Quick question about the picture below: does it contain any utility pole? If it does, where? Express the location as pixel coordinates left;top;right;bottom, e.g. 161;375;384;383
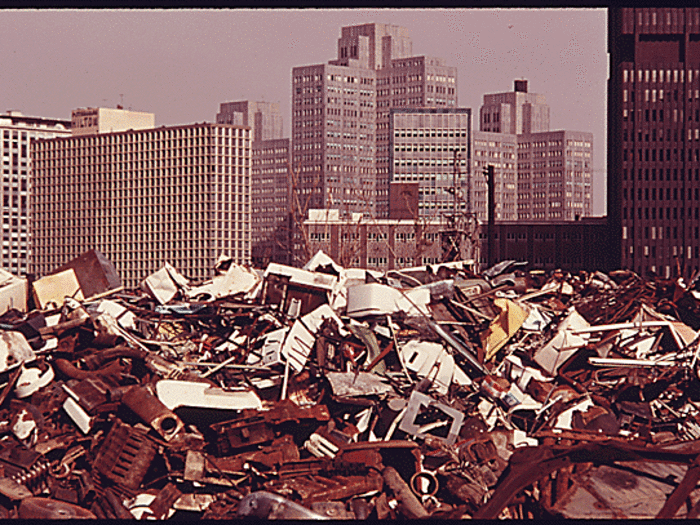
485;164;495;268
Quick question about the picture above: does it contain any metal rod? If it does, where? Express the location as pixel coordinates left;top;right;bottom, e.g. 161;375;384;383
280;359;290;401
201;354;240;378
185;362;270;370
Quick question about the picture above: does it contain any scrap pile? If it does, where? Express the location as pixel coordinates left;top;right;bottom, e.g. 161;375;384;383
2;250;700;518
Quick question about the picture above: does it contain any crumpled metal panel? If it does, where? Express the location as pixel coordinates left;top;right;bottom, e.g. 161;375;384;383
18;497;97;519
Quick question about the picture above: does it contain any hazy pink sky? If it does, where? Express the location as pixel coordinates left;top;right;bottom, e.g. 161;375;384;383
0;8;607;213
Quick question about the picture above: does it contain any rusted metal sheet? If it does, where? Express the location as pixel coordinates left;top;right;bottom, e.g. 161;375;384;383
93;420;156;490
49;250;121;301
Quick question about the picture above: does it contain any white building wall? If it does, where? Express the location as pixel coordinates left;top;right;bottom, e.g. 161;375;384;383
0;112;71;276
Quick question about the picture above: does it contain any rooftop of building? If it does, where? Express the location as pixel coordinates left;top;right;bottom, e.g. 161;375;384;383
305;209;454;225
33;121;251;143
0;110;71;129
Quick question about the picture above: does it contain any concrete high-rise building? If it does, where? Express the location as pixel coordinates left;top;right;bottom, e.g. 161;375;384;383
251;138;291;266
472;132;518;221
0;111;71;276
330;23;413;70
31;120;251;288
71;107;154;136
389;108;471;219
216;101;291;266
216;101;283;143
480;79;550;135
476;80;593;223
609;7;700;278
516;131;593;220
291;23;458;219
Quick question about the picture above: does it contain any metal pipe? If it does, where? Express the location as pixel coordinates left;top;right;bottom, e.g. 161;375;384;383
429;320;487;376
54;358;123;379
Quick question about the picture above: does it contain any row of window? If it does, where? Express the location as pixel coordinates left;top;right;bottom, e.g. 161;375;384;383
37;126;248;151
624;144;700;162
632;9;700;27
394;129;468;138
622;167;700;181
623;207;700;221
622;68;700;84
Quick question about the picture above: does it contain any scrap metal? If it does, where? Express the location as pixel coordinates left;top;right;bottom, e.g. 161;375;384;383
0;249;700;517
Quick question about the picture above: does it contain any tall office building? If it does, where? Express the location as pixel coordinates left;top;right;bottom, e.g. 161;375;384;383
609;7;700;278
473;132;518;221
251;138;291;266
31;118;251;288
476;80;592;222
516;131;593;220
291;23;458;219
0;111;71;276
216;101;283;142
217;101;291;266
389;108;470;218
480;79;550;134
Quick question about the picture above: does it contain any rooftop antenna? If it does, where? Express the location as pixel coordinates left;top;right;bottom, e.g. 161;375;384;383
118;94;124;110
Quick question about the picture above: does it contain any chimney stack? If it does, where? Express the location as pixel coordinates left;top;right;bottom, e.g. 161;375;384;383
514;79;528;93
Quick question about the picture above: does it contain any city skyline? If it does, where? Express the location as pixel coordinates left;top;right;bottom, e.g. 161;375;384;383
0;9;607;214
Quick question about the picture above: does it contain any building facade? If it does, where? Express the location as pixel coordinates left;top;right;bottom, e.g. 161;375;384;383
71;107;154;136
216;101;283;143
0;111;71;276
251;138;292;266
303;208;451;271
389;108;471;219
483;218;610;272
216;101;291;267
31;121;251;288
291;23;458;219
303;210;609;274
472;131;518;221
609;7;700;278
516;130;593;220
476;80;593;223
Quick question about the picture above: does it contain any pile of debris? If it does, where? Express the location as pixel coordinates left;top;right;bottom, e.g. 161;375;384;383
1;249;700;518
